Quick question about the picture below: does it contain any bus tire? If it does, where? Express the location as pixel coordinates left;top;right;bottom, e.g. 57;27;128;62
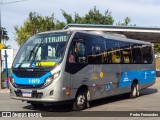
130;83;139;98
73;90;87;111
31;102;44;108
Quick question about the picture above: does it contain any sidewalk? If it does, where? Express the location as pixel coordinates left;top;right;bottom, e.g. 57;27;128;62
156;79;160;83
0;88;9;93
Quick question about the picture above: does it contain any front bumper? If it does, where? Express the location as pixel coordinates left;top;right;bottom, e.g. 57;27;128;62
9;82;70;102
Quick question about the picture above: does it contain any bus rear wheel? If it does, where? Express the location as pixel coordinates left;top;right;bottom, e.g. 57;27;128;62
130;83;139;98
73;90;87;111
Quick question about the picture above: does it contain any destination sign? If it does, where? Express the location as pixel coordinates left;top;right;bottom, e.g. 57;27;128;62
35;35;67;43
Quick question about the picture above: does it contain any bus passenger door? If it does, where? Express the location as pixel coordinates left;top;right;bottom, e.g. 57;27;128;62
105;40;122;95
65;39;92;96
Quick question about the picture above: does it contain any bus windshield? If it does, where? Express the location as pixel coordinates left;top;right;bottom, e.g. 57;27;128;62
13;32;70;68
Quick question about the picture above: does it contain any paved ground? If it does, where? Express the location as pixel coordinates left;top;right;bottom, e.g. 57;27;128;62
0;79;160;120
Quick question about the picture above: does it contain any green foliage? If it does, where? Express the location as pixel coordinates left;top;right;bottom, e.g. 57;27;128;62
2;71;5;82
154;43;160;54
1;27;9;45
117;17;136;26
14;12;65;45
117;17;130;26
16;6;152;48
13;7;160;54
15;7;115;46
2;69;11;82
62;6;114;25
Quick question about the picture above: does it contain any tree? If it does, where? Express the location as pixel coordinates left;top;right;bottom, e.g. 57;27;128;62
117;17;136;26
1;27;9;45
124;17;131;26
15;7;133;46
15;7;115;46
154;43;160;54
62;6;114;25
117;17;137;26
14;12;65;45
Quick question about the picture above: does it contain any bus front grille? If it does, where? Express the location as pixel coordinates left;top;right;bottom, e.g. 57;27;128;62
12;71;47;78
15;84;44;89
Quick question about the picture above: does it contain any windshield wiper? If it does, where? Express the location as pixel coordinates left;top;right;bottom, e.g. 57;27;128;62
29;38;45;68
17;43;39;68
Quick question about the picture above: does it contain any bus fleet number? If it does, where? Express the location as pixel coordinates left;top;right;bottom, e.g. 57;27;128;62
28;79;40;84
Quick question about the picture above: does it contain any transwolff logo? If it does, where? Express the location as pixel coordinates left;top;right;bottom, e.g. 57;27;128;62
26;69;34;71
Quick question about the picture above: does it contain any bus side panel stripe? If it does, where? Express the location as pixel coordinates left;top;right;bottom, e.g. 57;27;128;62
118;69;155;87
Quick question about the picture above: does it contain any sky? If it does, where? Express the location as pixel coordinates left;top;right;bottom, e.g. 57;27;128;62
1;0;160;50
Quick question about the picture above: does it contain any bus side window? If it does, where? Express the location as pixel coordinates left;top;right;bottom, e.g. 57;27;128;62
106;40;121;63
119;41;132;63
68;41;87;63
76;42;87;63
132;44;143;64
68;42;76;63
141;45;152;64
86;35;107;64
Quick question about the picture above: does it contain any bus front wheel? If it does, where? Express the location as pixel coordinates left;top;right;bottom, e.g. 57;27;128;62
130;83;139;98
73;90;87;111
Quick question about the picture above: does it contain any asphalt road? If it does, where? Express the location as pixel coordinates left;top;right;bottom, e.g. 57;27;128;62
0;80;160;120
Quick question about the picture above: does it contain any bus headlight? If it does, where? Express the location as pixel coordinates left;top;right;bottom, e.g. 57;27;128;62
44;71;61;86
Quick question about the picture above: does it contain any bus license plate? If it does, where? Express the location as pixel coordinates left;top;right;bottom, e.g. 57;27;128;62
22;92;31;98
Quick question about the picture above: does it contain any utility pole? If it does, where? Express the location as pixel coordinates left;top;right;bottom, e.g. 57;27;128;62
0;0;2;89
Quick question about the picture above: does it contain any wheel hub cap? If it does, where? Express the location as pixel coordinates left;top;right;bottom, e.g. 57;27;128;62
77;95;85;105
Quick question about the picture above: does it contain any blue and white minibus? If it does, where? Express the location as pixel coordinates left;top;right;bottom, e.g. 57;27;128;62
9;30;155;110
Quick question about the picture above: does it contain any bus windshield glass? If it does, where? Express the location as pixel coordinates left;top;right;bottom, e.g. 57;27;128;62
13;32;70;68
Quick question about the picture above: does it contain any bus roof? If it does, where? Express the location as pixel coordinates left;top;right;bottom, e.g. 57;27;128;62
71;30;152;45
63;24;160;43
37;29;151;45
37;30;70;34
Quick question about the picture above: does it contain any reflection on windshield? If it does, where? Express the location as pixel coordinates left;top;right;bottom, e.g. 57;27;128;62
13;32;70;68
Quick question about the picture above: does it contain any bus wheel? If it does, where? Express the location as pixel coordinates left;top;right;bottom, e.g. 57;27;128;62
73;90;87;111
130;83;139;98
31;102;44;108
